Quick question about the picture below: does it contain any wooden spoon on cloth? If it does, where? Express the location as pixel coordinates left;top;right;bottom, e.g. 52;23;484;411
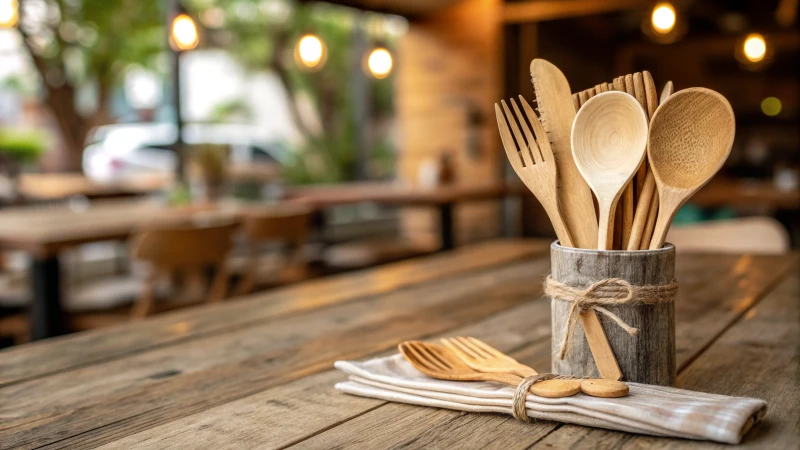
571;91;648;251
399;341;582;398
440;336;629;398
647;88;735;249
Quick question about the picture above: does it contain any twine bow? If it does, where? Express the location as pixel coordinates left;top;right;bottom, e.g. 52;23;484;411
543;275;678;360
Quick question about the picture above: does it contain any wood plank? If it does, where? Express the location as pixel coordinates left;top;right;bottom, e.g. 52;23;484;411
278;254;797;449
0;257;553;449
531;272;800;449
0;239;548;387
89;254;798;449
94;296;555;449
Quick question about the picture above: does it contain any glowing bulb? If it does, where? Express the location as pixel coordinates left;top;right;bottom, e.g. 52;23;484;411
0;0;19;28
296;34;325;69
171;14;199;51
761;97;781;116
651;3;676;34
367;48;393;79
743;33;766;62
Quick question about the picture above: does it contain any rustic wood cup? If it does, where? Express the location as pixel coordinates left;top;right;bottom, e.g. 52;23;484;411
550;241;676;386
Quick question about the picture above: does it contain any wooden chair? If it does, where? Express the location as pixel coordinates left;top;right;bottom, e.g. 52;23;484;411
129;220;239;318
232;204;313;295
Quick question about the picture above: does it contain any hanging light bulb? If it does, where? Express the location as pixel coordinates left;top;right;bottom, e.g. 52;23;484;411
651;2;676;34
295;34;326;70
743;33;767;62
0;0;19;28
367;47;393;79
171;13;200;51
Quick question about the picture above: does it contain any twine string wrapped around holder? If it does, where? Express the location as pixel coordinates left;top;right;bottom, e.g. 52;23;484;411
544;275;678;360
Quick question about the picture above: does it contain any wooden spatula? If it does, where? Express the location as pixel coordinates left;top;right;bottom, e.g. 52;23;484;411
530;59;598;249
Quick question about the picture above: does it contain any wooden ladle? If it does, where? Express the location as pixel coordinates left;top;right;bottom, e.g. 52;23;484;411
571;91;648;250
647;88;735;249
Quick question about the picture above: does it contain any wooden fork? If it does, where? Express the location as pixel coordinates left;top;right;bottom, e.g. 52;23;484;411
440;336;537;377
399;341;582;398
495;96;575;247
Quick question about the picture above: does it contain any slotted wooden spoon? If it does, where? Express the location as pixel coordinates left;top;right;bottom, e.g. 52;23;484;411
440;336;629;398
399;341;582;398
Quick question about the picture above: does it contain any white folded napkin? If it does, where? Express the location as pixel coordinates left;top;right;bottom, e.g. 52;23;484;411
334;354;766;444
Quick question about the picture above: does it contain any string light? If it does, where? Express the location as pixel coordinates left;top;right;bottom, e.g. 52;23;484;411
171;14;199;51
295;34;326;70
651;3;676;34
760;97;781;116
0;0;19;28
743;33;766;63
367;47;392;79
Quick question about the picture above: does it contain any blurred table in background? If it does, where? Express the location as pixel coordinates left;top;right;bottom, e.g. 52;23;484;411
287;181;526;251
16;173;169;202
691;178;800;210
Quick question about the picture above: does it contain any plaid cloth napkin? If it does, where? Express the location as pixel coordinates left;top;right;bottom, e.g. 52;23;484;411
334;354;766;444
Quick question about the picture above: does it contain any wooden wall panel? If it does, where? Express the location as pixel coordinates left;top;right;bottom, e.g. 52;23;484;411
396;0;503;247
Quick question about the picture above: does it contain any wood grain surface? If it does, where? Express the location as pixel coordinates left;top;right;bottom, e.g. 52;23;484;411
0;242;796;449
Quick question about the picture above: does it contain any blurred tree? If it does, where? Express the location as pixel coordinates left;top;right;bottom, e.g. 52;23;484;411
185;0;399;183
18;0;164;170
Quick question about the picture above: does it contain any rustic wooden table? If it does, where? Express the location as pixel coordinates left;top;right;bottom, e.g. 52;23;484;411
0;239;796;449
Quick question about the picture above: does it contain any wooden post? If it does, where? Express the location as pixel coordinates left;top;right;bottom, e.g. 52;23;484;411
550;242;676;386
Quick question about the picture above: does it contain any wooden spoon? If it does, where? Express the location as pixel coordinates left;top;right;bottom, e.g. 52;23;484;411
571;91;648;250
440;336;629;398
647;88;735;249
399;341;581;398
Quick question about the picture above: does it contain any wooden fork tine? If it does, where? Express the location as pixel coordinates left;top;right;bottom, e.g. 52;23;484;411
458;336;493;358
441;338;476;363
510;99;542;164
501;100;534;168
455;336;490;358
405;343;446;372
572;93;579;112
495;104;524;169
518;96;555;163
448;337;482;359
466;337;507;358
421;344;453;370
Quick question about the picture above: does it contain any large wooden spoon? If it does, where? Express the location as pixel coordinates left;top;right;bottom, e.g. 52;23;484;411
648;88;735;249
571;91;648;250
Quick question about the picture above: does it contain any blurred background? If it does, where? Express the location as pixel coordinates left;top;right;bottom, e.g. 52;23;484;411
0;0;797;346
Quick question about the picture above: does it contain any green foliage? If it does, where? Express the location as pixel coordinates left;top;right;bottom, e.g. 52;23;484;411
0;129;47;164
27;0;165;87
209;99;254;123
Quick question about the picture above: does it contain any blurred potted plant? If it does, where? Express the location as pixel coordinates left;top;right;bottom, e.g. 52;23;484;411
185;144;229;203
0;129;46;201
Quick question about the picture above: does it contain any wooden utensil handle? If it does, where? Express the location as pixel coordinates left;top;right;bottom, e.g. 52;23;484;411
579;311;623;380
649;205;673;250
627;172;656;250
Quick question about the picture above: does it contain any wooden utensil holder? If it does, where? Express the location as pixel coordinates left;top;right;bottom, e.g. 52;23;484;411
550;241;676;386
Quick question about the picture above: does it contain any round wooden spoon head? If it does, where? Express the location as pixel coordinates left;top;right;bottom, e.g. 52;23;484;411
571;91;648;203
648;88;735;193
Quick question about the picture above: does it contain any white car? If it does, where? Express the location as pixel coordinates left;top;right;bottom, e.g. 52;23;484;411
82;123;288;182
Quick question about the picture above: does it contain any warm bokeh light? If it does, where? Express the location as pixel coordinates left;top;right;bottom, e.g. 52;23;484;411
743;33;766;62
296;34;326;70
761;97;782;116
367;48;393;79
0;0;19;28
171;14;199;51
651;3;676;34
